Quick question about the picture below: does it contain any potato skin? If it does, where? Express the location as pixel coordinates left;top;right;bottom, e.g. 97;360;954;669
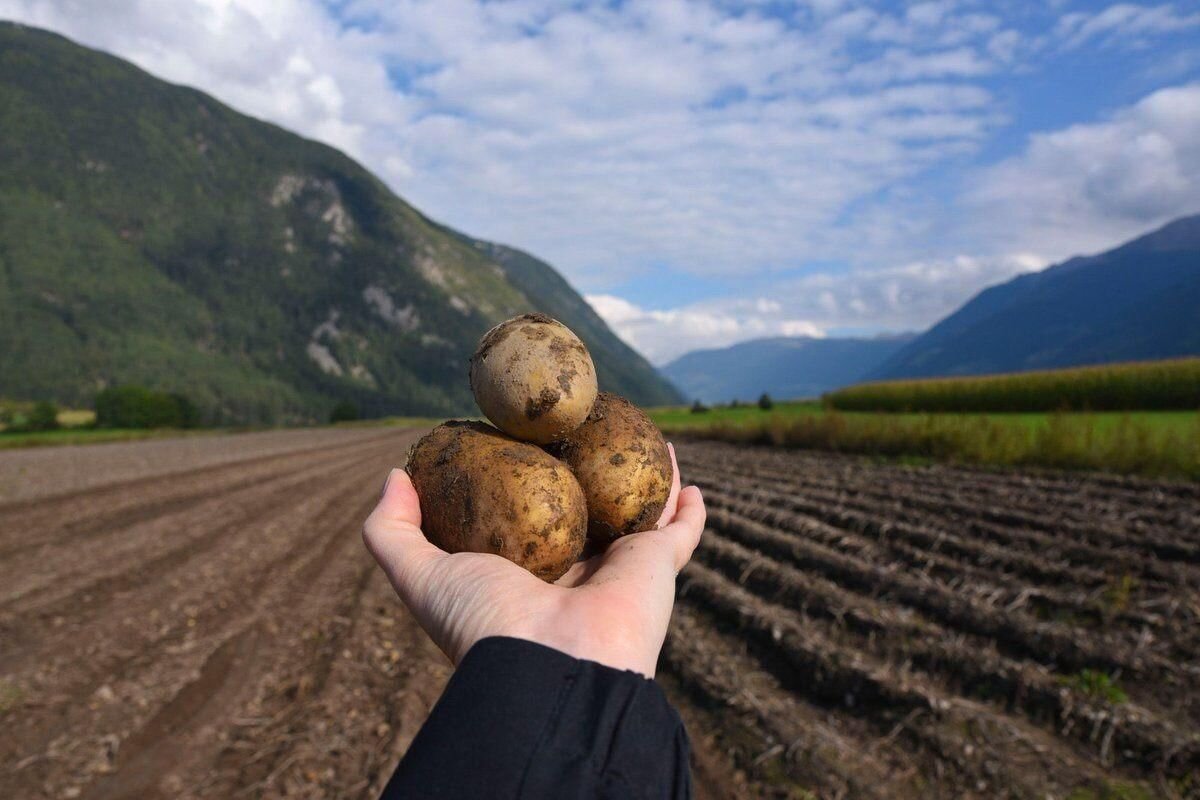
547;392;672;544
470;313;598;444
406;420;587;582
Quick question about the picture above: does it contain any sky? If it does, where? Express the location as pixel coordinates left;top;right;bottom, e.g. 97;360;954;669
2;1;1199;364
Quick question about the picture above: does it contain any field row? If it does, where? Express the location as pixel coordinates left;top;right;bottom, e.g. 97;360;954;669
661;440;1199;797
3;430;1196;798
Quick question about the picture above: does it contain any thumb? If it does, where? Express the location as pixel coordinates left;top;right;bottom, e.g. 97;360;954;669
363;468;445;597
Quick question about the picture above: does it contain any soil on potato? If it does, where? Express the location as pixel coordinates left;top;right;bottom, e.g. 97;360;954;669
0;430;1196;798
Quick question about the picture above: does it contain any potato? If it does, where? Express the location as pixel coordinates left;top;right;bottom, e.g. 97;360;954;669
469;313;598;444
406;420;587;581
547;392;672;544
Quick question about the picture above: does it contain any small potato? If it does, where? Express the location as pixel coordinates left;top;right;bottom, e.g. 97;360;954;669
406;420;587;581
470;313;598;444
547;392;672;544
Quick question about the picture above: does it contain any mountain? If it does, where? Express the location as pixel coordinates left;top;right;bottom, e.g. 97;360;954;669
0;22;681;423
662;334;916;404
874;215;1200;380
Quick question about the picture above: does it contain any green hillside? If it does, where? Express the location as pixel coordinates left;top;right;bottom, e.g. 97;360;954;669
0;22;681;423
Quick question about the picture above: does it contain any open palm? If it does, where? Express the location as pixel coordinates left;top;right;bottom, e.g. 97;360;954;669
363;444;705;677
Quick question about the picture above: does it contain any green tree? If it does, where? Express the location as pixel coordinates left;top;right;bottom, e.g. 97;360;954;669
95;386;198;428
26;401;60;431
758;393;774;410
168;393;202;428
329;400;360;423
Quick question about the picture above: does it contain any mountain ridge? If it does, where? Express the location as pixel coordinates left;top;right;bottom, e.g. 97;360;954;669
662;333;915;403
872;214;1200;380
0;21;681;422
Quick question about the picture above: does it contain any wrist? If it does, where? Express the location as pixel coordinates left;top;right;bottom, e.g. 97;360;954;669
512;599;658;678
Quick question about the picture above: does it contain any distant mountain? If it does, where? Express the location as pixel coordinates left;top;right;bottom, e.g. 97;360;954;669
662;334;916;403
0;22;681;423
875;215;1200;380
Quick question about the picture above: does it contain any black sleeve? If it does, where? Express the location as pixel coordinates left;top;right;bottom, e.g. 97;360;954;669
381;636;692;799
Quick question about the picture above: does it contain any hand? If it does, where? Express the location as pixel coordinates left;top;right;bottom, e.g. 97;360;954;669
363;443;705;678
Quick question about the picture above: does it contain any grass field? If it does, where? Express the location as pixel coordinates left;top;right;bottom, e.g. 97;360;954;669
649;401;1200;479
0;427;215;450
651;400;1198;433
0;414;447;450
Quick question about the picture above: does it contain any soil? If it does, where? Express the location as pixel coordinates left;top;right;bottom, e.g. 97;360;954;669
1;431;1196;798
669;439;1199;799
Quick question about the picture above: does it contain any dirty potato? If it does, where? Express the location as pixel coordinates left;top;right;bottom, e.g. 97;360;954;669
469;313;598;444
406;420;587;581
547;392;672;544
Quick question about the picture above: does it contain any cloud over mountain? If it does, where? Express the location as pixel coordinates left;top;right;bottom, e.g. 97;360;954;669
3;1;1197;362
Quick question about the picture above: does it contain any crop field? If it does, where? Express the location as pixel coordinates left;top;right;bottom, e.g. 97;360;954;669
653;405;1200;480
0;429;1197;799
825;358;1200;413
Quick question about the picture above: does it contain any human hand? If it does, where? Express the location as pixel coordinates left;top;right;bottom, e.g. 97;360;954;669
362;443;705;678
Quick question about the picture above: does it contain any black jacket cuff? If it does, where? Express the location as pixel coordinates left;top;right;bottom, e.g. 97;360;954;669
381;636;691;799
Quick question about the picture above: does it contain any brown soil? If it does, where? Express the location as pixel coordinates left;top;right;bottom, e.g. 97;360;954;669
669;439;1199;799
1;431;1195;798
0;428;454;800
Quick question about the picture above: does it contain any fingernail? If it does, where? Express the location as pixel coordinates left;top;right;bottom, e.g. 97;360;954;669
380;468;396;499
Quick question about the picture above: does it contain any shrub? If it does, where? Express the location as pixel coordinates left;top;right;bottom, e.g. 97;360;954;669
690;400;709;414
26;401;60;431
1;401;60;433
168;393;201;428
758;393;774;411
94;386;199;429
329;400;360;423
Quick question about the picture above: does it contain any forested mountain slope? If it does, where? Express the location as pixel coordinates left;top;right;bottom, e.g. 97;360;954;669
0;22;680;422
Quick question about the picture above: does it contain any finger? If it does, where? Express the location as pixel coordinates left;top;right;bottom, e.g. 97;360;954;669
587;485;706;584
662;485;705;571
370;467;422;529
362;468;445;595
655;442;681;529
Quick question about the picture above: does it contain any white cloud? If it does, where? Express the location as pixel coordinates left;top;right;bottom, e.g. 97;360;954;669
588;250;1044;364
0;0;1022;286
1055;3;1200;50
0;0;406;163
586;294;823;364
1;1;1196;365
595;73;1200;364
967;82;1200;260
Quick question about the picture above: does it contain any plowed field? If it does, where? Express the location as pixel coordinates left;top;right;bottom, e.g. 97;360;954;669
1;430;1196;799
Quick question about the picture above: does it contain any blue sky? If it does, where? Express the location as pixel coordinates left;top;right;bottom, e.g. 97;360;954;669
3;0;1199;362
